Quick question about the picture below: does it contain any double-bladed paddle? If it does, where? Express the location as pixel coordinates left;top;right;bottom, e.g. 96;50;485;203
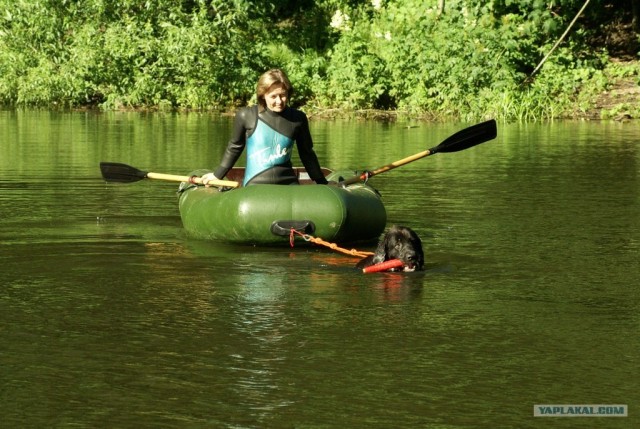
341;119;497;185
99;162;240;188
100;120;495;188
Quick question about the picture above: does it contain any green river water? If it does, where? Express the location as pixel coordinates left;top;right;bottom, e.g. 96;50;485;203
1;110;638;428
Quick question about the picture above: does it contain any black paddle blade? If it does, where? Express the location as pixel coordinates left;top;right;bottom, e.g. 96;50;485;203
100;162;148;183
429;119;497;154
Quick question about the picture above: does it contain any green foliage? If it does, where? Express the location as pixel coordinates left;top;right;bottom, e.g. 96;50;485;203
0;0;268;110
0;0;636;120
306;0;625;120
322;21;389;108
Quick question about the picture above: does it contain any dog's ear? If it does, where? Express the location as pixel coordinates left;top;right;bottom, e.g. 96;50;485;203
372;230;390;264
409;229;423;248
407;228;425;269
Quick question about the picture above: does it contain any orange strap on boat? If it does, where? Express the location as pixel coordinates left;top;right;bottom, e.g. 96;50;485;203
289;228;374;258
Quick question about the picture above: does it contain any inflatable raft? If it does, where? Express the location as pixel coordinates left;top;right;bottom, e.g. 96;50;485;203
178;168;386;244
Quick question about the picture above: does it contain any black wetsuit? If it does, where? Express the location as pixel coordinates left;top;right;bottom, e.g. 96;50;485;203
214;105;328;186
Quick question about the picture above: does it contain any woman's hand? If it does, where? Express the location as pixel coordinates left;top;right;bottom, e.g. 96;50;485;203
201;172;220;186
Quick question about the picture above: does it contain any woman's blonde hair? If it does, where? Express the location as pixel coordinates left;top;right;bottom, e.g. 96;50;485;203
256;69;293;111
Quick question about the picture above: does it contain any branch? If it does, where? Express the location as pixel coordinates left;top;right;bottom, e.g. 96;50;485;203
526;0;591;81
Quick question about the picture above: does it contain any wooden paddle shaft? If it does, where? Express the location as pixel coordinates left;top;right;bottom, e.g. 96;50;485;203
146;172;240;188
340;120;496;186
341;149;433;185
370;149;432;175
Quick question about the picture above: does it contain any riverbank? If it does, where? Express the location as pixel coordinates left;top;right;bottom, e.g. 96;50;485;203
308;61;640;122
589;72;640;120
7;60;638;123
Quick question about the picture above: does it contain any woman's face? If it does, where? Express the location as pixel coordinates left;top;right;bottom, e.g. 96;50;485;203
264;84;288;112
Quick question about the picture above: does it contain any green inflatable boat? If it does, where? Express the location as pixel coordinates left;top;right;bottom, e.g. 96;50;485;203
178;168;386;244
102;120;499;246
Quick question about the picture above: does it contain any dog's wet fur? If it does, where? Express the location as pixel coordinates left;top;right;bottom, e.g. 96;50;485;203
356;225;424;272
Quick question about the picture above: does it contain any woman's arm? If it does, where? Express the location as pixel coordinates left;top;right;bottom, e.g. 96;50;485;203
295;114;329;184
214;108;254;179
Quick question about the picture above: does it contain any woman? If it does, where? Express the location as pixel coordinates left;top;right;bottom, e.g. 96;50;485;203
202;69;328;187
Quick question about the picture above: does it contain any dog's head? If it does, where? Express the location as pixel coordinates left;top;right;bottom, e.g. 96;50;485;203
373;225;424;272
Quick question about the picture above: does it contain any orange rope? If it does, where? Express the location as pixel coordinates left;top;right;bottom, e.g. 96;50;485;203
289;229;374;258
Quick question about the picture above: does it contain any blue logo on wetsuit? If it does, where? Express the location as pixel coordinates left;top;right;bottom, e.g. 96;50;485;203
244;120;294;185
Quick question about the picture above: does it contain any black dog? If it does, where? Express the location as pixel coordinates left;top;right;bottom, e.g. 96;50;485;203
356;225;424;272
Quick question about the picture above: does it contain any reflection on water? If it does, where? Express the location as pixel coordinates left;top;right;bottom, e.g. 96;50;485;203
1;111;639;427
